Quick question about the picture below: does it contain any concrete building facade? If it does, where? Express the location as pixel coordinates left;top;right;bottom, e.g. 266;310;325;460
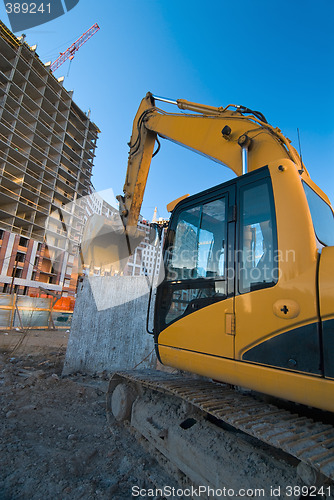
0;21;99;296
124;217;164;278
84;189;118;222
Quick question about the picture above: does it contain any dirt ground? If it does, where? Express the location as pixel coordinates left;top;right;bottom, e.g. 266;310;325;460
0;329;179;500
2;330;333;500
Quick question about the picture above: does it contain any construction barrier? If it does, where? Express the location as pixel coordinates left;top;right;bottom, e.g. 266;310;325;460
0;293;73;330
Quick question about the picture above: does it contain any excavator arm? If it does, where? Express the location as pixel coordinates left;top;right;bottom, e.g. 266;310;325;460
117;92;305;231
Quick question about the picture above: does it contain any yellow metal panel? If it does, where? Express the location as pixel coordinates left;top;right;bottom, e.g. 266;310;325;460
234;160;318;359
225;313;235;336
319;246;334;321
125;129;156;229
166;194;190;213
159;345;334;413
120;94;157;229
145;113;302;177
272;299;300;319
158;297;235;359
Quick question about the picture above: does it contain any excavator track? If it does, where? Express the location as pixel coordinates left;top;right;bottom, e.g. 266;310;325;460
107;369;334;491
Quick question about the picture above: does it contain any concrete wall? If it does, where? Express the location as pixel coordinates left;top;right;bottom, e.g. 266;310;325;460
62;276;156;375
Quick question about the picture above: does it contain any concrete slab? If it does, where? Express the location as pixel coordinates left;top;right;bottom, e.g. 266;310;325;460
62;276;156;375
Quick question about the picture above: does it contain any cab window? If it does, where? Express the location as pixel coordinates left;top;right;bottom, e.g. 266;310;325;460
161;197;227;327
239;180;278;293
303;182;334;247
166;198;226;281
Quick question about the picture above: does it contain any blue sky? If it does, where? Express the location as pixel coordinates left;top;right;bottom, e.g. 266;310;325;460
2;0;334;220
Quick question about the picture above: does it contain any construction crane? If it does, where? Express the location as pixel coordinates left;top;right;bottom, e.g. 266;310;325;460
50;23;100;73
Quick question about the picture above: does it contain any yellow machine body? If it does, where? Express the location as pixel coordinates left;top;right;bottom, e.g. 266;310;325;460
156;160;334;412
116;93;334;413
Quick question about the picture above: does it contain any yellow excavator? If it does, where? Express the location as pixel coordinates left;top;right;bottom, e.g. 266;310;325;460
114;92;334;414
100;92;334;491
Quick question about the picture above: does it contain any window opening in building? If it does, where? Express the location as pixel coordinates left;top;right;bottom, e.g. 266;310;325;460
19;236;28;247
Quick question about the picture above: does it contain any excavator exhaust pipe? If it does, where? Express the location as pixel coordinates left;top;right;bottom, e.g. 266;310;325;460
242;146;248;175
238;134;252;175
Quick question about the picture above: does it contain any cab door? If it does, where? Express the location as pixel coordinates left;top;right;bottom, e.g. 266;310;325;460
318;246;334;379
305;182;334;380
235;166;322;378
155;183;236;359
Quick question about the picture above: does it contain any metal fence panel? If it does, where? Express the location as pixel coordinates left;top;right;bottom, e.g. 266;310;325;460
13;310;51;328
0;310;11;328
52;312;72;328
0;293;73;329
16;296;51;309
0;295;14;307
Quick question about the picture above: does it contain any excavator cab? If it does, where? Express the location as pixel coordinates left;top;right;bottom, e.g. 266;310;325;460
155;166;276;337
154;161;334;412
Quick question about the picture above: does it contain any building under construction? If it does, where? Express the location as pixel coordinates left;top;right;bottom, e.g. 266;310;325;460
0;21;99;298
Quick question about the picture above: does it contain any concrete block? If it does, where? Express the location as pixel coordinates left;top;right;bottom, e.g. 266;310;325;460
62;276;156;375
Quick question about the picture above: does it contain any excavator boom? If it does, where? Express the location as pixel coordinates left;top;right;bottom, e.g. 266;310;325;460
117;92;305;231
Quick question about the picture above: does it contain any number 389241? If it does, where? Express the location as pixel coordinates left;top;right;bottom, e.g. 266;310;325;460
6;3;51;14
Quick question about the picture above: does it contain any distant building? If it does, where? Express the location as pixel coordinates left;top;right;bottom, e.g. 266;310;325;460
123;214;168;278
84;188;118;222
0;21;99;297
